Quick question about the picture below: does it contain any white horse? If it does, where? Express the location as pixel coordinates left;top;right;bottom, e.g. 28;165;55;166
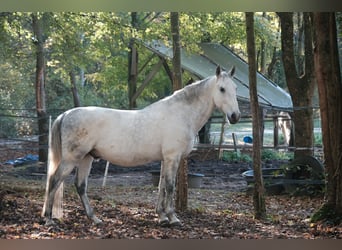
42;66;240;226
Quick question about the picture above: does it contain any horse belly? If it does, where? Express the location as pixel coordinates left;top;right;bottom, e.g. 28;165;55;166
98;142;162;167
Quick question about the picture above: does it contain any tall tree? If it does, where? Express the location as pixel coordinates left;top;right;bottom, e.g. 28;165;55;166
128;12;138;109
170;12;188;212
312;12;342;224
278;12;315;158
246;12;266;220
49;13;94;108
32;13;48;162
258;12;267;74
69;69;81;107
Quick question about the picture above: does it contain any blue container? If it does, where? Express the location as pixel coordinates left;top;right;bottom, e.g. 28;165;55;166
243;136;253;143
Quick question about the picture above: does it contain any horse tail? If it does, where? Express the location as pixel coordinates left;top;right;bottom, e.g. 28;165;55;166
42;113;65;218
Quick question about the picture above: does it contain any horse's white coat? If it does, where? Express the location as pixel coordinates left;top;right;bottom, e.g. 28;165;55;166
42;66;240;226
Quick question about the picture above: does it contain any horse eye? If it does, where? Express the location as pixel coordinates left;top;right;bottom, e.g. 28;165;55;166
220;87;225;93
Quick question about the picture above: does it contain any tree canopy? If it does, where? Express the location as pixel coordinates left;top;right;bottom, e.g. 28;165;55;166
0;12;282;114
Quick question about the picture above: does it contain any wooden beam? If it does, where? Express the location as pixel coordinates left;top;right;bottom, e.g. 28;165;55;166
138;53;156;75
161;57;173;83
131;58;164;103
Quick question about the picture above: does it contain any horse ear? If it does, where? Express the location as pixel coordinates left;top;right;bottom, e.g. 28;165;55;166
229;66;236;77
216;65;221;77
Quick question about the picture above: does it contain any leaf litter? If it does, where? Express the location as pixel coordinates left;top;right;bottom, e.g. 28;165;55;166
0;154;341;239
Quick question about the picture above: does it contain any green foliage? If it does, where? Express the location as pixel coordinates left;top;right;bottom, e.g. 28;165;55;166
261;149;293;161
254;13;280;47
221;150;252;163
222;149;292;164
314;133;322;146
0;12;288;136
0;115;17;138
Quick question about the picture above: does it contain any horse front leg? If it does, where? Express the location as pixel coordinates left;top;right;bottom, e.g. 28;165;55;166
75;156;102;224
156;161;168;225
156;158;181;226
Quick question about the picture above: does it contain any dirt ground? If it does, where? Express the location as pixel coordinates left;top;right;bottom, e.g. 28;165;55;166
0;141;341;239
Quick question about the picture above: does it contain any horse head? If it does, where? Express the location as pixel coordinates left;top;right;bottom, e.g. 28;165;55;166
213;66;241;124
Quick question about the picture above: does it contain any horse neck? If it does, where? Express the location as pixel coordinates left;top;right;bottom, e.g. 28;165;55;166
179;77;216;132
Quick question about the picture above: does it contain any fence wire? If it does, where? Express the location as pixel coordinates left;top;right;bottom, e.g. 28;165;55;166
0;108;323;163
0;109;65;161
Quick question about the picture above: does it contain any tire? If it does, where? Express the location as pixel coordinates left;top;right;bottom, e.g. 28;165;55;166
285;155;324;180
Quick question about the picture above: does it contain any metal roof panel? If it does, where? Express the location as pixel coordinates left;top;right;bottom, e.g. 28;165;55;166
142;40;293;111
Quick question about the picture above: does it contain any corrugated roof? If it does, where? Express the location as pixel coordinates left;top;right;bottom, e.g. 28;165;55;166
142;40;293;111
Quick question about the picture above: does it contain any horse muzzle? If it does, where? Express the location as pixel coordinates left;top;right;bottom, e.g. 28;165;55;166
227;112;241;124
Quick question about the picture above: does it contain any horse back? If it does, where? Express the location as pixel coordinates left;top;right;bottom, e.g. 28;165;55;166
58;106;194;166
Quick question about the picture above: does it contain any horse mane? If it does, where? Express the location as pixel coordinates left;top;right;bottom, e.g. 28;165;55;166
167;76;213;104
142;76;214;111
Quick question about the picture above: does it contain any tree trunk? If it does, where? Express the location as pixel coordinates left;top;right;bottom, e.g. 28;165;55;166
259;12;267;74
171;12;182;91
170;12;188;212
69;70;81;107
295;13;305;76
278;12;315;158
312;12;342;223
267;47;278;79
246;12;266;220
128;12;138;109
32;13;48;162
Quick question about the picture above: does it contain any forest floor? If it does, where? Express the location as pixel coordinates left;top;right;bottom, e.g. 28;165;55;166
0;141;341;239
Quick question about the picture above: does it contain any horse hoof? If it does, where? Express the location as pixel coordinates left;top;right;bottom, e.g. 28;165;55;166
92;217;103;225
45;219;55;226
159;219;170;227
170;220;182;227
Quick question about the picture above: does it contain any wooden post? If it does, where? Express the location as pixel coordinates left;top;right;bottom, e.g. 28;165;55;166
102;161;110;187
218;114;226;159
273;116;279;148
232;133;238;152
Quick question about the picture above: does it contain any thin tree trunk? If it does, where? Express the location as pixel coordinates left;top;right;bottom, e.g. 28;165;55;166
69;69;81;107
259;12;267;74
171;12;182;91
32;13;48;162
170;12;188;212
246;12;266;220
128;12;138;109
267;18;280;80
267;47;278;79
313;12;342;223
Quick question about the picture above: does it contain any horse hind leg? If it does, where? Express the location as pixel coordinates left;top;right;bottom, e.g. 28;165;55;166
42;160;75;225
74;155;102;224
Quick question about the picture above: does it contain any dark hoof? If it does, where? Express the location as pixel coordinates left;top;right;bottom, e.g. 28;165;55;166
159;219;170;227
170;221;182;227
45;218;56;226
92;217;103;225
